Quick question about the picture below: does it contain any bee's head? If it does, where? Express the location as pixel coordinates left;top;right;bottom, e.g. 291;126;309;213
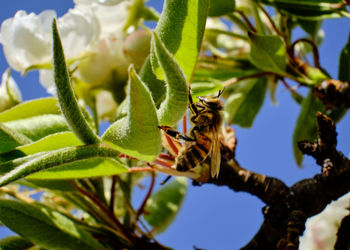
197;89;224;111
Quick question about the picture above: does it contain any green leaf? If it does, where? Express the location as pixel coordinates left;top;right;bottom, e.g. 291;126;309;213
293;90;325;166
152;0;209;81
102;66;161;162
0;97;60;123
151;32;188;126
0;236;34;250
0;145;122;187
193;58;260;82
0;199;104;250
224;78;267;127
24;179;76;192
0;124;32;154
28;158;127;180
191;82;224;100
298;19;322;39
144;177;187;234
3;115;70;141
17;132;82;155
0;153;45;175
208;0;235;17
249;32;287;75
139;57;166;106
52;19;100;145
0;150;26;165
338;34;350;83
261;0;348;20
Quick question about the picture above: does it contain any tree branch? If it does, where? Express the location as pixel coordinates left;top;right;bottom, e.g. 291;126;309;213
197;113;350;249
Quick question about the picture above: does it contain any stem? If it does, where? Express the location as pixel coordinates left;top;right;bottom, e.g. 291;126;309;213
109;176;117;212
70;180;136;244
223;72;278;87
164;134;180;155
158;153;175;161
182;114;187;135
205;28;248;41
236;10;257;33
227;13;251;32
135;172;155;221
257;3;283;37
290;38;321;68
154;158;174;168
128;166;155;173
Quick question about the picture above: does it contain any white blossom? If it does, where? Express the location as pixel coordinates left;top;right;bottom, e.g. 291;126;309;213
76;1;130;39
74;0;125;6
0;10;55;71
299;192;350;250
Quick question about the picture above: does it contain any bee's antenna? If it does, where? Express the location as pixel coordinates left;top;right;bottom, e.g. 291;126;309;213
216;87;225;98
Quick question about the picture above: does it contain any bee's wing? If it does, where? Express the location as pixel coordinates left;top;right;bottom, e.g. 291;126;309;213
210;125;221;178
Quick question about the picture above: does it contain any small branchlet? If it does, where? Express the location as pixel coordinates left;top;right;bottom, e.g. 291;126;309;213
298;112;338;175
313;80;350;110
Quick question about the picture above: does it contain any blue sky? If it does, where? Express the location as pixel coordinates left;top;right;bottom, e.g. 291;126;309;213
0;1;349;249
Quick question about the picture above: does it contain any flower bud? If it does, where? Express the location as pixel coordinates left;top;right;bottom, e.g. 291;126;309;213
0;70;22;112
123;30;151;70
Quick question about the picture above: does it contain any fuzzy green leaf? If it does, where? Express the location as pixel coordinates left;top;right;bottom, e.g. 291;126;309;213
0;199;104;250
152;0;209;80
293;91;325;166
102;66;161;162
0;124;32;154
0;153;45;175
338;34;350;83
17;132;82;155
0;97;60;123
0;236;34;250
0;145;122;187
3;115;70;141
151;32;188;126
144;177;187;234
27;158;127;180
224;78;267;127
261;0;348;20
208;0;235;17
52;19;100;145
249;32;287;75
139;57;166;106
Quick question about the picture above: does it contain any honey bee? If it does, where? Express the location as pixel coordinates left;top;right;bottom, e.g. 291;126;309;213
159;88;224;178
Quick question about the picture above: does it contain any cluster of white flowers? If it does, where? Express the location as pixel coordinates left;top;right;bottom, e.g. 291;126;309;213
0;0;151;120
299;192;350;250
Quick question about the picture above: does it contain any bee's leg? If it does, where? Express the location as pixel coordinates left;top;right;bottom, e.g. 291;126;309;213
188;89;199;116
158;126;196;142
160;175;172;185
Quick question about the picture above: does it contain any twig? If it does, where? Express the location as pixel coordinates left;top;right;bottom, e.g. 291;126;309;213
135;172;155;221
183;114;187;135
70;180;136;244
109;176;117;212
128;166;155;173
236;10;257;33
257;3;283;37
290;38;321;69
223;72;277;87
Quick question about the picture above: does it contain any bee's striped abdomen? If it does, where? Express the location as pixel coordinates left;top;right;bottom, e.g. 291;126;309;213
175;140;211;172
